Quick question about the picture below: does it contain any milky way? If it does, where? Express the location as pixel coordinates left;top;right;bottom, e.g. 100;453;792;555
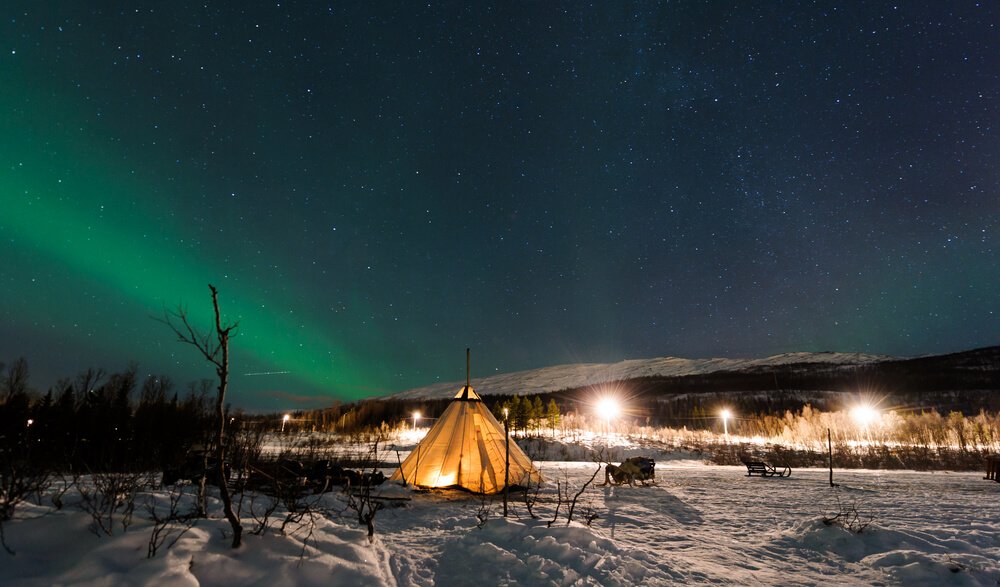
2;3;997;409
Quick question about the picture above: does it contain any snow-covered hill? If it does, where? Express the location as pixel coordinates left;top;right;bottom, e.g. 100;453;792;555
391;351;895;400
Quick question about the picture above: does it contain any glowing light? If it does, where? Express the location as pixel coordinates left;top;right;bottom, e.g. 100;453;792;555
596;397;621;421
720;409;732;437
851;404;880;427
412;411;421;430
281;413;291;433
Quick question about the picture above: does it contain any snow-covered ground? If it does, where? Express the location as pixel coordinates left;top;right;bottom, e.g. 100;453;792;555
3;451;997;586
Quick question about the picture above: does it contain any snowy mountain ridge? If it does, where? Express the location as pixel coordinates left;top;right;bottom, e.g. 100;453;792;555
391;351;895;400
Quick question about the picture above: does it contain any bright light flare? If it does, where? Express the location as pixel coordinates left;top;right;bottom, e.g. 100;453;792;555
596;397;622;421
720;409;732;421
851;404;880;427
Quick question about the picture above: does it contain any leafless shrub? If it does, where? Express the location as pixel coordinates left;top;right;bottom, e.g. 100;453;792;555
823;496;876;533
77;471;148;536
146;486;199;558
346;480;384;543
43;471;78;511
279;492;330;561
345;434;387;542
248;492;281;536
521;475;542;519
475;492;494;528
546;450;606;527
0;452;49;554
546;478;564;528
229;425;266;521
0;458;50;520
565;461;603;526
580;506;600;527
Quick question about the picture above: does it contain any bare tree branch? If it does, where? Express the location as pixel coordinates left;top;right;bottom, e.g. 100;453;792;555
158;284;243;548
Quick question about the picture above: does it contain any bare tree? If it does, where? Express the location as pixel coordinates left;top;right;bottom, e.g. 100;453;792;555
160;284;243;548
2;358;29;401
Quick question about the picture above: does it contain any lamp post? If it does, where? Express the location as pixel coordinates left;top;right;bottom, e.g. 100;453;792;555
596;397;621;443
412;411;421;431
851;404;879;445
720;409;732;439
281;413;290;433
503;407;510;517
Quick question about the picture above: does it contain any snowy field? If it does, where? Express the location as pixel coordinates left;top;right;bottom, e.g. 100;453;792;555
2;458;998;586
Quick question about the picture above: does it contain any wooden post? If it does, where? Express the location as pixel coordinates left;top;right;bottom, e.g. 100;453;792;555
504;413;510;517
466;347;470;388
828;428;835;487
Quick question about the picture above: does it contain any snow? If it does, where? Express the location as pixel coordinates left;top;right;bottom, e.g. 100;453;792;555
391;351;895;400
3;428;999;586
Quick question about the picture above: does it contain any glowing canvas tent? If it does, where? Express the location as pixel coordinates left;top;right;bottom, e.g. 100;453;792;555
390;384;542;494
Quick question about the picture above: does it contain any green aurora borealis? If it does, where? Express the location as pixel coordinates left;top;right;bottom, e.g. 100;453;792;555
2;86;385;405
2;3;998;409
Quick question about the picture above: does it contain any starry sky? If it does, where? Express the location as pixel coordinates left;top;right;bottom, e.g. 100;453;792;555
2;2;998;410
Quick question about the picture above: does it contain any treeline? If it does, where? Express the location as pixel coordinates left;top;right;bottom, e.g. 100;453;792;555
487;395;561;436
291;394;562;438
732;404;1000;452
0;358;218;474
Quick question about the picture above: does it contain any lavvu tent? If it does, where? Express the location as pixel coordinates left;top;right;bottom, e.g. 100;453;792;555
390;384;542;494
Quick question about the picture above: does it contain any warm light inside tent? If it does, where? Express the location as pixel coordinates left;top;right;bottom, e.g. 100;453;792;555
390;384;543;494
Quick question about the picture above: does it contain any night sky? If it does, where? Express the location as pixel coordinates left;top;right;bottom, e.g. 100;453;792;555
2;2;997;410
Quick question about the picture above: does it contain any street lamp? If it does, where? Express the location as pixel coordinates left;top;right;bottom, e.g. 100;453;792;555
596;397;621;421
595;396;621;441
412;411;421;431
851;404;879;428
281;413;290;433
720;409;732;438
851;403;880;444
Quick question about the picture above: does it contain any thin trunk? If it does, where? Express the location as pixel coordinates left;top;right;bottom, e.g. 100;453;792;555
210;286;242;548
